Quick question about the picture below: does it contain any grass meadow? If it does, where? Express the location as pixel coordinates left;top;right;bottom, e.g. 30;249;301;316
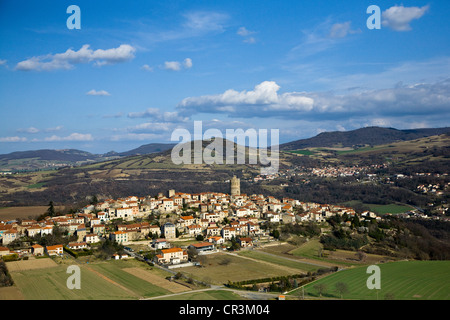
297;260;450;300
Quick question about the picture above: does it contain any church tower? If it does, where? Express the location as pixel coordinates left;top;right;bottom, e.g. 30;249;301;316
230;175;240;196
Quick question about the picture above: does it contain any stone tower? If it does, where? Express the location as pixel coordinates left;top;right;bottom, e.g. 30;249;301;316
230;175;240;196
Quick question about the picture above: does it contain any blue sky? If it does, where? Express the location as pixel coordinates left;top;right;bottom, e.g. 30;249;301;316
0;0;449;154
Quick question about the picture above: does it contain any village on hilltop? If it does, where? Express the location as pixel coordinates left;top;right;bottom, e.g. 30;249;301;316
0;175;387;267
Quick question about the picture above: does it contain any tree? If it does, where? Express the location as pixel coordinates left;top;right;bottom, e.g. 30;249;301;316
313;283;327;297
335;282;349;299
356;251;367;262
46;201;55;217
196;234;204;241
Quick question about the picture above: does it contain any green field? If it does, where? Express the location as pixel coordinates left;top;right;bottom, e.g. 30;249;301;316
237;250;320;272
297;260;450;300
288;150;316;156
367;203;412;215
10;264;137;300
342;200;412;215
8;259;175;300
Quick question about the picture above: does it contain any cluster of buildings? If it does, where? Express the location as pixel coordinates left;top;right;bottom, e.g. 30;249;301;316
0;176;384;266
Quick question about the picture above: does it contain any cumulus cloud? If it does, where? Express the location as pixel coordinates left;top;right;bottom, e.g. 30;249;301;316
178;81;314;117
86;89;111;96
15;44;136;71
163;58;193;71
43;133;93;142
176;79;450;121
382;5;429;31
0;136;27;142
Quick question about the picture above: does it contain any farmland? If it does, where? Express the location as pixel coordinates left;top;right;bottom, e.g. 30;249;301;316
298;260;450;300
180;252;303;285
4;258;190;300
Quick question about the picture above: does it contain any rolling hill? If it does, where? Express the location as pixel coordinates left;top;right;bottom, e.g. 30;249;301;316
280;126;450;151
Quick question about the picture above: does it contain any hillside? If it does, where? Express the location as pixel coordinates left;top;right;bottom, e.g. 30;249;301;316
0;129;448;207
116;143;176;157
280;126;450;151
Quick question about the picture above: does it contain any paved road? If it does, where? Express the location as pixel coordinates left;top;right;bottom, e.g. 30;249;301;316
140;286;281;300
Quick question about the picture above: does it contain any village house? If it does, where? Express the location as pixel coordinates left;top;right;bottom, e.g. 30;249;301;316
238;237;254;248
0;246;10;257
151;238;170;250
110;231;129;244
154;247;188;265
161;223;176;239
92;224;106;236
207;236;224;246
31;244;44;256
2;229;18;245
188;242;216;254
186;224;203;236
45;244;63;256
67;242;88;250
85;233;100;244
221;226;236;240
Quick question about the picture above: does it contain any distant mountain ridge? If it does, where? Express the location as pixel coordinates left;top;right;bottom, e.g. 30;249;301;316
280;126;450;151
1;126;449;171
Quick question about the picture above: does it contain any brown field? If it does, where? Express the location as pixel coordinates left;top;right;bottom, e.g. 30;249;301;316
5;258;58;272
0;286;24;300
123;267;191;294
0;206;65;220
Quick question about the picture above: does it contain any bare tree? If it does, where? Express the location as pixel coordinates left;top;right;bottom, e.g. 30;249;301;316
335;282;349;299
313;283;327;297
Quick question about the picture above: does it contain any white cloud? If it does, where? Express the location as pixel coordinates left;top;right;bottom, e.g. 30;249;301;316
382;5;429;31
237;27;254;37
0;59;7;66
16;126;63;134
183;11;228;32
176;79;450;122
141;64;153;72
183;58;193;69
164;61;181;71
43;133;93;142
15;44;136;71
128;108;188;122
178;81;314;115
0;136;27;142
328;21;361;39
163;58;193;71
237;27;257;43
86;89;111;96
17;127;40;134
